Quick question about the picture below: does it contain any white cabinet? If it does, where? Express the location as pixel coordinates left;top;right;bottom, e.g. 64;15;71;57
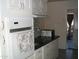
43;39;58;59
2;0;32;16
32;0;47;16
32;0;41;15
31;39;58;59
43;42;54;59
43;43;50;59
41;0;48;16
51;39;58;59
34;47;43;59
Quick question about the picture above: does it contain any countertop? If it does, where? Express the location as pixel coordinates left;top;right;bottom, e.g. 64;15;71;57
34;35;60;50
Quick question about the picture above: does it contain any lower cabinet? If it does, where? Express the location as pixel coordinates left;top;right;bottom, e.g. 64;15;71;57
34;47;43;59
43;41;54;59
51;39;58;59
43;39;58;59
27;39;58;59
54;39;58;59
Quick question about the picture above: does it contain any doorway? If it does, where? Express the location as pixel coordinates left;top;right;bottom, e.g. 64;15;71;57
66;9;78;59
66;13;74;49
66;13;74;59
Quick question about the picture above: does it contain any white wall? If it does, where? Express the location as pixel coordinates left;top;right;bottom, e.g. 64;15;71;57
47;1;67;49
38;0;78;49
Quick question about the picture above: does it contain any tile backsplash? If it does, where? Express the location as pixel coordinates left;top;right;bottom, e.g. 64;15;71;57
34;18;41;38
34;27;41;38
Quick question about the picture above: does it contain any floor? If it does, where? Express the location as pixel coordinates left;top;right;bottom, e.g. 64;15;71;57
67;32;74;49
57;49;78;59
67;39;73;49
57;32;78;59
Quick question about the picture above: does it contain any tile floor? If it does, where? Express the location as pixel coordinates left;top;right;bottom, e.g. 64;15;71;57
67;39;74;49
57;32;78;59
57;49;78;59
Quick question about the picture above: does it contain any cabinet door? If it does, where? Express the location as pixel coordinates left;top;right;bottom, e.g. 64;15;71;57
32;0;47;16
6;0;32;16
35;48;43;59
43;43;52;59
54;39;58;58
43;40;58;59
51;39;58;59
32;0;42;15
49;42;55;59
41;0;47;15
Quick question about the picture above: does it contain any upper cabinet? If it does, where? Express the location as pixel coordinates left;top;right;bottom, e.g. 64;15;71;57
1;0;32;16
32;0;48;17
41;0;48;16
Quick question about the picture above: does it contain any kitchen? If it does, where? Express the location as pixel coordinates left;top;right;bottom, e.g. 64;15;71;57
0;0;78;59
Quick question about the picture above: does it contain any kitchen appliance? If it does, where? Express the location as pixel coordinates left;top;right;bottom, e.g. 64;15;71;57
41;29;55;39
0;17;34;59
